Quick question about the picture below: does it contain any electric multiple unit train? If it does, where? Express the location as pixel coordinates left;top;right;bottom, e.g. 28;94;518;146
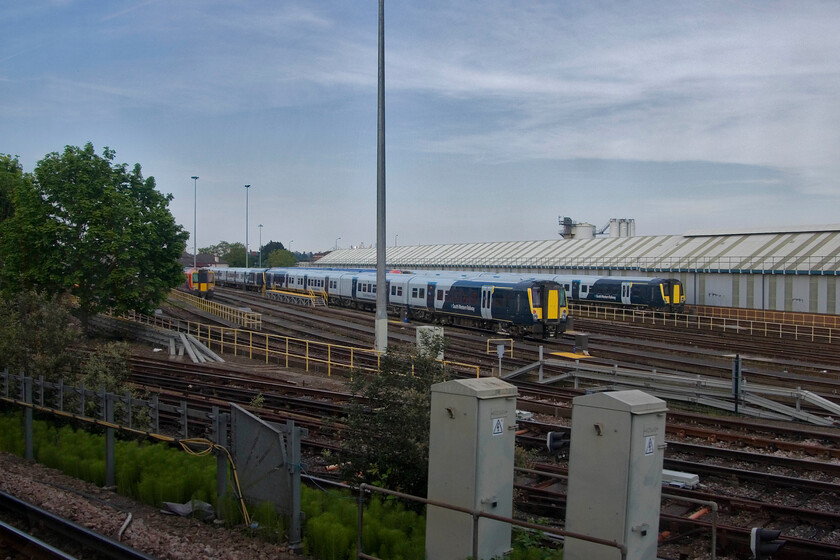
212;266;568;338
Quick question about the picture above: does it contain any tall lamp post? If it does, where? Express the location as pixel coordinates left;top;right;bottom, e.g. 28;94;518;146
191;176;199;268
375;0;388;353
244;184;251;267
258;224;263;266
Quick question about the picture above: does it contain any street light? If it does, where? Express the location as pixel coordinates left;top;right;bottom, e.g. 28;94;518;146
191;176;199;268
395;234;398;247
244;185;251;267
335;236;341;250
258;224;263;267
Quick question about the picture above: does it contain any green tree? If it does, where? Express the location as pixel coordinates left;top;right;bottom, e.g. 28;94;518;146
223;242;246;267
0;143;188;324
266;249;296;267
261;240;285;255
338;336;450;497
199;241;249;267
200;241;233;259
0;154;24;226
0;290;81;381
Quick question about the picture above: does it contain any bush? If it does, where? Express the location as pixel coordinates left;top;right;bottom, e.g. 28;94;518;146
0;412;215;508
301;488;425;560
339;340;450;497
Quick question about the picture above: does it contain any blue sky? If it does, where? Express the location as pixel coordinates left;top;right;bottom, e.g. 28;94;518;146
2;1;839;253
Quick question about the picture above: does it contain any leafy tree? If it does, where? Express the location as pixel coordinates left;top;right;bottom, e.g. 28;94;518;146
0;154;24;226
223;243;246;267
78;341;132;391
338;335;450;497
266;249;296;267
199;241;252;267
200;241;234;259
261;240;285;255
0;143;188;324
0;290;81;381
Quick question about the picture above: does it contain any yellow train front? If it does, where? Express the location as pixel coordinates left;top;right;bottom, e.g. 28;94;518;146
183;267;215;299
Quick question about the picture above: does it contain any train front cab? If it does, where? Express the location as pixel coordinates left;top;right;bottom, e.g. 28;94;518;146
662;279;685;312
196;268;215;298
527;281;568;337
185;267;215;298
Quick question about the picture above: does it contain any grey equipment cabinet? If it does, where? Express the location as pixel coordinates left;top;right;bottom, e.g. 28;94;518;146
563;390;668;560
425;377;518;560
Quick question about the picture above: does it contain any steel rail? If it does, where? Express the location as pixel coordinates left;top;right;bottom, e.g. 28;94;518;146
0;492;156;560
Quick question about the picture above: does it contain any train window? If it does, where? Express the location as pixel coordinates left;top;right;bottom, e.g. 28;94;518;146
492;291;504;307
397;286;402;296
411;288;418;298
391;286;396;296
531;288;542;306
437;289;444;301
418;288;425;299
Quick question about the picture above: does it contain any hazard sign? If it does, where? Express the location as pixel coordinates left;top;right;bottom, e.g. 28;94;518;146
492;417;504;436
644;435;655;456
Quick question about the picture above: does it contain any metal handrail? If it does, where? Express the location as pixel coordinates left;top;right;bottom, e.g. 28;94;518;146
124;312;383;376
169;290;262;329
356;483;627;560
570;304;838;344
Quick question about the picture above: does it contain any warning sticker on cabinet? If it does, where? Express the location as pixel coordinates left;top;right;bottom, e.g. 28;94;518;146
492;417;504;436
644;435;655;456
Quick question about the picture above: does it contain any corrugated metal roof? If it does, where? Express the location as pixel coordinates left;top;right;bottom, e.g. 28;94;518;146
315;226;840;274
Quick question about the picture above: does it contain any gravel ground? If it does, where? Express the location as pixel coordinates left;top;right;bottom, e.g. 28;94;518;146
0;450;308;559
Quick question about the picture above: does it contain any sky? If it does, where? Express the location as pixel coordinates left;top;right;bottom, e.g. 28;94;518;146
2;1;840;254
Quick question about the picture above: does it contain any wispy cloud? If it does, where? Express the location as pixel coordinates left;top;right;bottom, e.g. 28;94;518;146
3;0;839;247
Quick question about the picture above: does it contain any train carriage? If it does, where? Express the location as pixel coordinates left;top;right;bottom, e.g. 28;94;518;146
250;267;568;338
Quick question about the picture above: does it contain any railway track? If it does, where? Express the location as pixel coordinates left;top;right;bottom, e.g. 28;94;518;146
517;463;840;560
0;492;154;560
151;290;840;557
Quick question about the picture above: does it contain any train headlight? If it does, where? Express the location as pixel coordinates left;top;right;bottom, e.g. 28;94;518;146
561;309;568;320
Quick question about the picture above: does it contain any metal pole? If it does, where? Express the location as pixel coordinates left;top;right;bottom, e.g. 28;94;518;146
191;176;199;268
244;184;250;267
258;224;263;267
105;394;115;487
23;374;33;461
375;0;388;353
